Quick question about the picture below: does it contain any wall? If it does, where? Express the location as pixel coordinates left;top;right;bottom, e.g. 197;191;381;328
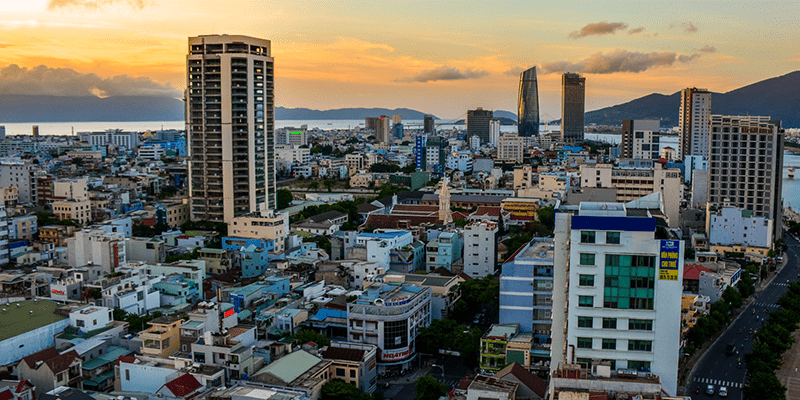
0;319;70;366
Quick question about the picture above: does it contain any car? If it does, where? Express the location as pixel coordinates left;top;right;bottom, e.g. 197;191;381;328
706;384;715;395
719;386;728;397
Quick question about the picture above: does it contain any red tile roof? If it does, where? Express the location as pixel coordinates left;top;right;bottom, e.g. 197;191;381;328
43;350;80;374
494;362;547;398
116;355;137;366
15;380;30;393
684;264;713;280
364;214;441;229
321;346;366;362
0;388;13;400
457;378;472;390
451;212;469;220
163;373;202;398
471;206;503;217
21;347;60;369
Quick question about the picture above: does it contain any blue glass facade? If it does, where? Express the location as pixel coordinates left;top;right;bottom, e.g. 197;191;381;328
517;67;540;137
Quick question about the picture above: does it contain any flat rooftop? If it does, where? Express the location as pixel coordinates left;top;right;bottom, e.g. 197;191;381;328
518;239;555;260
0;300;66;341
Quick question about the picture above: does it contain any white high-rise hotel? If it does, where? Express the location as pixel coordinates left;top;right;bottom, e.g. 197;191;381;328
678;87;711;160
551;202;683;396
186;35;276;222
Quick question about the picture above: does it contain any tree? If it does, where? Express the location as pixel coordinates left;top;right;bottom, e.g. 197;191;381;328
745;369;786;399
321;379;362;400
277;189;293;210
293;329;331;347
324;179;334;192
722;286;743;309
454;218;468;227
536;205;555;232
309;181;320;190
451;276;499;322
415;376;446;400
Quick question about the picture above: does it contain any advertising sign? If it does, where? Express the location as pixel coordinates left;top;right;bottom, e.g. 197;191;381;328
659;240;680;281
380;346;411;362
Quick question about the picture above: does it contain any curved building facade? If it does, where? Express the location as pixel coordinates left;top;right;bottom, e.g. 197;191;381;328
518;67;540;137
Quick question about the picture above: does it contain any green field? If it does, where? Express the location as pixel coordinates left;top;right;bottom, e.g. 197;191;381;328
0;300;66;341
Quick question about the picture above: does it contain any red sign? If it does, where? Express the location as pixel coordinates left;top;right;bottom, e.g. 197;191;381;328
380;346;411;362
223;308;235;318
52;289;65;295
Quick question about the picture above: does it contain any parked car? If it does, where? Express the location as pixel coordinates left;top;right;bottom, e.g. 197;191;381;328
719;386;728;397
706;384;715;395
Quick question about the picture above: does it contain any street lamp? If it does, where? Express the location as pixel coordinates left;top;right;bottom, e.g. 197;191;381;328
431;364;445;382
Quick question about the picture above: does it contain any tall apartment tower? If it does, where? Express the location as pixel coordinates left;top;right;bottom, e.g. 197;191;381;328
518;67;540;137
678;88;711;160
392;114;402;125
551;203;684;396
620;119;661;159
376;116;391;143
186;34;275;223
467;108;493;144
561;73;586;144
423;115;435;133
707;115;784;241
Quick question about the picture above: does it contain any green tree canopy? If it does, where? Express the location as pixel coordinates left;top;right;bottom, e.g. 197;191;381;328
415;376;446;400
277;189;294;210
293;329;331;347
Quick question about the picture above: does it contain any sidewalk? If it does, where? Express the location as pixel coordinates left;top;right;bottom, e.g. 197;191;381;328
775;330;800;399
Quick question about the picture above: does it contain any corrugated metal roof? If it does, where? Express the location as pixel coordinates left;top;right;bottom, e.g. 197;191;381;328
255;350;321;384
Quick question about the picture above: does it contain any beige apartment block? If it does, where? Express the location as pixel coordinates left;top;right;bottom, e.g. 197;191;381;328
497;133;524;163
228;210;288;253
53;199;92;224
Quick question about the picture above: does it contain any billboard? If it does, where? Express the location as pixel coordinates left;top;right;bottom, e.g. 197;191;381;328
659;240;680;281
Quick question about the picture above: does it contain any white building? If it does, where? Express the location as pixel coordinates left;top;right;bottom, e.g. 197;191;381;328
446;151;474;173
551;202;684;396
275;144;311;165
53;178;88;201
0;159;36;204
69;305;113;332
99;272;162;315
347;284;431;373
463;221;498;278
0;206;9;264
678;88;711;160
65;229;127;272
93;216;133;238
621;119;660;160
707;206;773;249
489;119;501;147
353;230;413;270
83;130;139;151
138;144;166;161
683;155;707;183
497;133;524;163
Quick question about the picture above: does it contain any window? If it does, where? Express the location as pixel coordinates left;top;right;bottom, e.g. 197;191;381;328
579;253;595;266
606;232;620;244
350;369;356;378
578;296;593;307
578;316;593;328
628;340;653;352
628;360;651;371
602;318;617;329
336;368;345;377
603;254;656;309
126;370;130;380
578;274;595;287
580;231;595;243
577;337;593;349
602;339;616;350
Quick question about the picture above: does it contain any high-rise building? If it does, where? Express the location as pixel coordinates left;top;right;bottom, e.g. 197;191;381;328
32;125;39;137
415;136;427;170
392;114;402;125
489;119;501;147
678;88;711;160
518;67;539;137
186;34;275;222
365;117;379;131
467;107;493;143
463;221;498;278
497;133;524;163
423;115;435;134
620;120;661;159
551;202;684;396
376;115;391;143
561;73;586;144
0;126;5;141
392;123;404;140
707;115;784;241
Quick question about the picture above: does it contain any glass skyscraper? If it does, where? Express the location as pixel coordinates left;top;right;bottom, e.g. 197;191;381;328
517;67;539;137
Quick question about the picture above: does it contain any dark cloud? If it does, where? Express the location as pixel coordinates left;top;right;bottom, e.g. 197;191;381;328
0;64;179;97
569;21;628;39
503;67;526;76
47;0;148;10
682;22;699;33
697;45;716;53
541;49;702;74
628;27;645;35
396;66;489;83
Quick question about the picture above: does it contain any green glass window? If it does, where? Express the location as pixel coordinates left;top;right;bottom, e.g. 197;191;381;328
578;316;593;328
579;253;596;265
602;339;616;350
628;340;653;352
577;337;593;349
604;254;656;309
578;296;593;307
628;360;651;371
629;319;653;331
606;231;621;244
602;318;617;329
581;231;596;243
579;274;595;286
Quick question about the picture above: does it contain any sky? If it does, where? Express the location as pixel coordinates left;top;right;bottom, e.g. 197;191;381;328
0;0;798;119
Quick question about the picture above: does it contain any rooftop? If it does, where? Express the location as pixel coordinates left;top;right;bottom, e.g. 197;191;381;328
485;324;519;339
0;300;66;342
255;350;321;384
516;238;555;261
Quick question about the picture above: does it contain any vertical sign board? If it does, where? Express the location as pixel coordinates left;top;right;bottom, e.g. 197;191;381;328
659;240;680;281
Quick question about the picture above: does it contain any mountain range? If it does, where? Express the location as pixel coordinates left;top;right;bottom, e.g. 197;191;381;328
584;70;800;128
0;71;797;126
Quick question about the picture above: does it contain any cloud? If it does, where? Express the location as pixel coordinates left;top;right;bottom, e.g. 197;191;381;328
47;0;149;10
569;21;628;39
682;22;699;33
540;49;702;74
697;45;717;53
0;64;179;97
503;67;526;76
396;66;489;83
628;27;645;35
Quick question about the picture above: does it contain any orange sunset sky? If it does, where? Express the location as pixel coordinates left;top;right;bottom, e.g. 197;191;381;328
0;0;798;119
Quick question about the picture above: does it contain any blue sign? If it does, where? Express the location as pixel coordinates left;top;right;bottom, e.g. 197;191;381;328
659;240;680;281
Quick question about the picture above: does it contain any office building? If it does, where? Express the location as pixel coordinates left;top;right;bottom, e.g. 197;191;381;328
376;115;391;143
186;34;276;222
423;115;435;133
707;115;783;241
392;114;402;125
620;119;661;159
550;202;683;395
81;129;139;150
489;119;501;147
279;127;307;146
517;67;539;137
424;136;448;173
497;133;524;163
463;221;498;278
679;88;712;160
393;123;404;140
561;73;585;144
467;108;493;144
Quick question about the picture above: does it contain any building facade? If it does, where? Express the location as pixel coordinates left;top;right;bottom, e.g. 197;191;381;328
620;120;661;160
186;34;276;222
497;133;524;163
678;88;711;160
561;73;585;144
467;108;493;144
518;67;539;137
463;221;498;278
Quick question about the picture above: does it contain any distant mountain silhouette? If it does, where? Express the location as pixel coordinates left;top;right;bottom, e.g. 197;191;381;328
585;71;800;128
275;107;436;120
0;95;185;123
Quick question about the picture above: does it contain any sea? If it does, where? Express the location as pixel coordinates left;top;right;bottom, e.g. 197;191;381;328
2;120;798;211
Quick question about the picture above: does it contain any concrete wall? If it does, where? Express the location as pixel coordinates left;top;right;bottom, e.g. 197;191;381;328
0;318;70;366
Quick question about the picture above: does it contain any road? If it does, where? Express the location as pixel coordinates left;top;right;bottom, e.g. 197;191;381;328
379;355;474;400
687;232;800;399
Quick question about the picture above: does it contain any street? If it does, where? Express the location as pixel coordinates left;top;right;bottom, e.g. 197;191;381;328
687;232;800;399
379;355;474;400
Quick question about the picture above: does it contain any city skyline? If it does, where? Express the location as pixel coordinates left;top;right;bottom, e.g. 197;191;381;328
0;1;799;119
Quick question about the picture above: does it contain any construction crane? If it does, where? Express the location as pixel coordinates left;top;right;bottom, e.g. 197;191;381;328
540;113;554;133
